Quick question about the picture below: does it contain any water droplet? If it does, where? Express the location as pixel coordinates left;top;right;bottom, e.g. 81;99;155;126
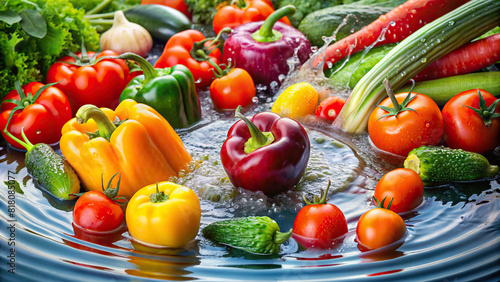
420;38;426;43
448;20;455;26
195;78;202;83
252;97;259;103
389;21;396;26
400;71;406;77
420;58;427;63
92;152;98;158
350;28;355;33
36;130;41;135
311;46;318;53
379;15;388;21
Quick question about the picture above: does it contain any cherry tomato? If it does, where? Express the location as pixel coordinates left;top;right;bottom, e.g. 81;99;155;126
374;168;424;213
368;91;444;157
315;96;346;122
292;181;348;249
442;89;500;154
356;201;407;250
73;174;125;233
210;67;255;110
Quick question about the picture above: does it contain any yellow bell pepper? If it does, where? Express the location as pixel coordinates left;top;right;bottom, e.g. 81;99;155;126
60;99;192;197
126;181;201;248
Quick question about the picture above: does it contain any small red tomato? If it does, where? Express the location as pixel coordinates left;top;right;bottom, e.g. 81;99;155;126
442;89;500;154
292;181;348;249
356;198;407;251
73;173;125;233
368;81;444;157
315;96;346;122
210;67;255;110
374;168;424;213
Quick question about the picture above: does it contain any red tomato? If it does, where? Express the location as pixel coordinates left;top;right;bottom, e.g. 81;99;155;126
442;89;500;154
315;96;346;122
356;205;406;251
141;0;192;19
368;92;444;157
292;181;348;249
46;50;131;115
0;82;72;150
73;174;125;233
374;168;424;213
210;68;255;110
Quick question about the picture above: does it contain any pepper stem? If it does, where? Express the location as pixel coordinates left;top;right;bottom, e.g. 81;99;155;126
190;27;232;62
274;229;292;244
150;182;169;203
235;105;275;154
252;5;295;43
117;52;158;84
76;104;116;141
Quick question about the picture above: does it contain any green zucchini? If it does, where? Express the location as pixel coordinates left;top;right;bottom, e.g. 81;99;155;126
404;146;499;186
326;43;396;89
397;72;500;106
124;4;191;42
4;128;80;200
202;216;292;255
298;5;391;48
339;0;500;133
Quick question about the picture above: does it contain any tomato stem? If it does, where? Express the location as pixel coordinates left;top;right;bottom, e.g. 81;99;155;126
234;105;275;154
303;180;331;205
463;89;500;127
377;79;417;120
76;104;117;141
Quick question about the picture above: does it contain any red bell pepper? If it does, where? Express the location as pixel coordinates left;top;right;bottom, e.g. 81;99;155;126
212;0;291;34
154;29;227;90
141;0;192;19
0;81;72;150
220;106;310;196
46;48;131;115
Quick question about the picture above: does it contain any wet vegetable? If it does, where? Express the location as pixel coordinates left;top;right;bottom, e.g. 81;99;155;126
222;5;311;95
221;106;310;196
209;64;256;110
60;100;193;197
337;0;500;133
0;81;72;150
203;216;292;254
3;126;80;201
292;181;348;249
119;52;201;129
271;82;319;119
404;146;500;186
374;168;424;213
126;181;201;248
315;96;346;122
442;89;500;154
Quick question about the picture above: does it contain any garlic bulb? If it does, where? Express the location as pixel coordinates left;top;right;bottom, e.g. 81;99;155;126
100;10;153;57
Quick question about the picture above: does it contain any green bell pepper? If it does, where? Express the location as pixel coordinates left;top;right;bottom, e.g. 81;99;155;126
118;53;201;129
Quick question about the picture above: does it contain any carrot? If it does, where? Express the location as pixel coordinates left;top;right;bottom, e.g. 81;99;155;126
412;33;500;81
317;0;471;70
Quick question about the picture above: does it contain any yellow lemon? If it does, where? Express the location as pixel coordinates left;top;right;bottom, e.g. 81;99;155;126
272;82;319;119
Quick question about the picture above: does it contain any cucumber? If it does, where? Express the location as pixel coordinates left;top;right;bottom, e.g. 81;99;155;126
124;4;191;42
397;72;500;106
298;5;391;47
404;146;499;186
202;216;292;255
4;128;80;200
326;43;396;89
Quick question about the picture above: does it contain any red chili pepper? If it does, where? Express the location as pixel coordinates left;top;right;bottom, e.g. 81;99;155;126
212;0;291;34
315;96;346;122
0;81;72;150
220;106;310;196
46;48;131;115
154;29;227;90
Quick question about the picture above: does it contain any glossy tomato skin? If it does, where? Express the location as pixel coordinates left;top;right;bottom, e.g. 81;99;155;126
210;68;255;110
73;191;124;233
292;203;348;249
442;89;500;154
315;96;346;122
356;208;406;250
368;93;444;157
374;168;424;213
0;82;72;150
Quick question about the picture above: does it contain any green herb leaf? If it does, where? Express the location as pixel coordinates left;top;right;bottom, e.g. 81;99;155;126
5;180;24;195
0;10;22;25
19;9;47;38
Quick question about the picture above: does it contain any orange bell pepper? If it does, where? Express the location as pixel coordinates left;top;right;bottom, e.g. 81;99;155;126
60;99;192;197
